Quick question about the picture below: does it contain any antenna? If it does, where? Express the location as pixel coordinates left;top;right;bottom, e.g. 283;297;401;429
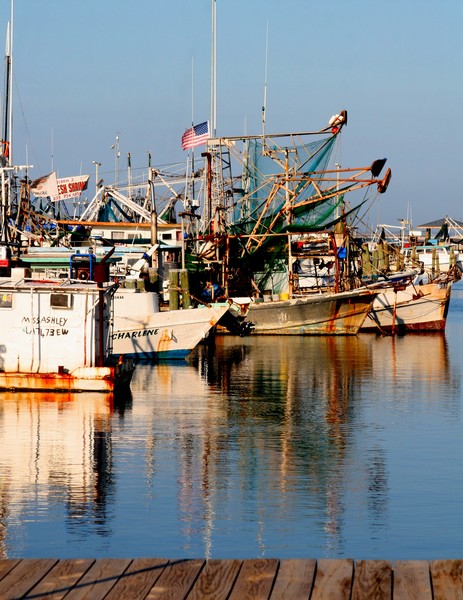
127;151;132;200
110;133;120;186
51;128;54;172
262;21;269;149
191;55;195;125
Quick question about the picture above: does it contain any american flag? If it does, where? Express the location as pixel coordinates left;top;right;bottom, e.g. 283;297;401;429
181;121;210;150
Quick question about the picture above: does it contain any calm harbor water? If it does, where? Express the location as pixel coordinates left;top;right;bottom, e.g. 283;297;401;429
1;286;463;561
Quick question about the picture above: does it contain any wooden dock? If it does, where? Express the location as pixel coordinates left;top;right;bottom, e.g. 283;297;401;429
0;557;462;599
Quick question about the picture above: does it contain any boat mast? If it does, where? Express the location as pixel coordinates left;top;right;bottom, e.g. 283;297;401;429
190;55;196;205
0;2;13;245
262;21;269;150
127;152;132;200
210;0;216;138
2;1;12;166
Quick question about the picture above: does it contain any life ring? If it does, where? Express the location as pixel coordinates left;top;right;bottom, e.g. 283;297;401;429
0;141;9;157
78;270;90;281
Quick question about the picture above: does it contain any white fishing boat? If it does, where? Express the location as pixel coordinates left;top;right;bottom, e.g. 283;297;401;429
245;287;377;335
0;270;134;392
112;286;230;360
360;227;460;333
361;274;453;333
0;8;136;391
176;104;393;338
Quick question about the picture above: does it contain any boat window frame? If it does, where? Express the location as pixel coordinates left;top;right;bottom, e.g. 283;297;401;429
0;292;13;308
50;293;73;309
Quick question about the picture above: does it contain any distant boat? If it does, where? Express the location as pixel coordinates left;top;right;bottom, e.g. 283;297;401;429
360;226;460;333
402;244;463;274
361;275;453;334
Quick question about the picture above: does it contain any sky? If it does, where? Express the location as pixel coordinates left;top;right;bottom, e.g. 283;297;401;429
1;0;462;229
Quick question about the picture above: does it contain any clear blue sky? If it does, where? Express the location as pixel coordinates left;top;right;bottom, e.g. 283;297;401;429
2;0;462;228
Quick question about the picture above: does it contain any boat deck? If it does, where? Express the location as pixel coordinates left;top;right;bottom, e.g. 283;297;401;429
0;557;461;599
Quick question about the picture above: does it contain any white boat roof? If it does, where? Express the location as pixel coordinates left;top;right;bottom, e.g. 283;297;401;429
0;277;115;292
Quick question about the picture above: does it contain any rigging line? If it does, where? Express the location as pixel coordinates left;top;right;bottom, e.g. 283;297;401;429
353;196;382;231
354;207;380;237
13;72;39;172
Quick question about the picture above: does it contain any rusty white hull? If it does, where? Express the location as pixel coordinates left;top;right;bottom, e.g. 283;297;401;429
361;280;452;333
247;288;377;335
0;362;134;393
112;290;229;360
0;277;133;392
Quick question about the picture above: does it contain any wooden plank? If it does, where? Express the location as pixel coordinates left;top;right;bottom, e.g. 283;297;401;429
145;559;205;600
310;559;354;600
393;560;432;600
351;560;392;600
63;558;132;600
430;559;463;600
0;559;21;582
228;559;279;600
4;558;463;599
23;559;94;600
103;558;170;600
0;558;58;599
269;559;316;599
187;559;242;600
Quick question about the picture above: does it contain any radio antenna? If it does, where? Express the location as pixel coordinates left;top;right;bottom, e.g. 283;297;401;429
262;21;269;148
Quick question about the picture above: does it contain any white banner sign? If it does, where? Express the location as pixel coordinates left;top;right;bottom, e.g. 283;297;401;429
30;172;59;198
51;175;90;202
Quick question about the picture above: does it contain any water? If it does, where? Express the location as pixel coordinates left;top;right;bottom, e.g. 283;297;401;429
1;287;463;560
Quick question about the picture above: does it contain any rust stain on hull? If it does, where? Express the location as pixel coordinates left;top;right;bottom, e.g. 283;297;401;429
0;362;134;393
363;283;452;333
156;329;176;354
249;293;375;335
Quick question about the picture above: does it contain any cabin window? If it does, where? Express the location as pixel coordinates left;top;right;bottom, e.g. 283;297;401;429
50;293;73;309
162;233;173;241
111;232;125;240
127;233;142;240
0;293;12;308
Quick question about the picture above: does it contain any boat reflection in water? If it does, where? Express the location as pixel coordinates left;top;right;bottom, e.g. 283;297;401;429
0;330;460;559
143;332;456;558
0;390;132;558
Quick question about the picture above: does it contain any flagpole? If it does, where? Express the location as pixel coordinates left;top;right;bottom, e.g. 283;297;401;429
191;56;195;203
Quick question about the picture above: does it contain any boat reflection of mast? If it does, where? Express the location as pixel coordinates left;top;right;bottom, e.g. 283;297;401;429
323;337;347;554
91;416;114;526
323;338;389;550
65;399;115;535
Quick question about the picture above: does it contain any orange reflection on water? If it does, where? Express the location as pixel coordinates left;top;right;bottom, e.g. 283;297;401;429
0;390;117;558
